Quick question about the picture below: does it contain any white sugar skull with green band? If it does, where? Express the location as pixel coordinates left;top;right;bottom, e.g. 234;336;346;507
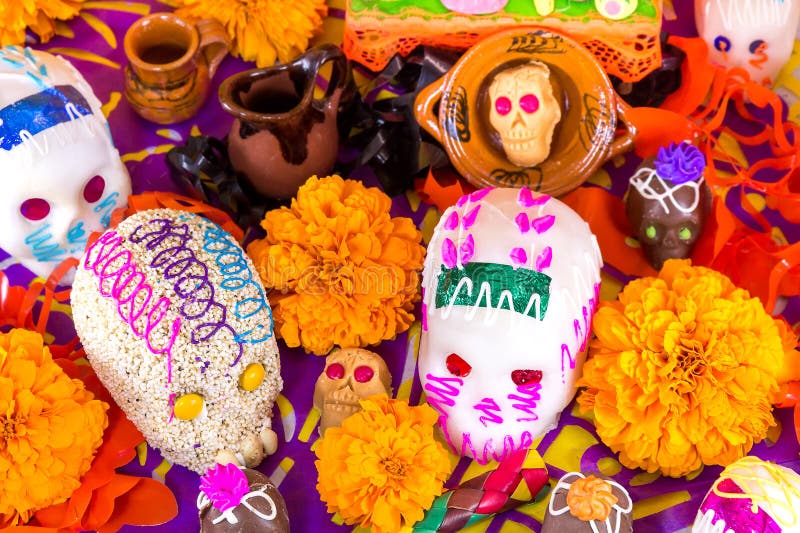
0;46;130;281
419;187;602;464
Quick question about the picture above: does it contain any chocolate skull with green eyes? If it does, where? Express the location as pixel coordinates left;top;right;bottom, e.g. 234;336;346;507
626;142;712;271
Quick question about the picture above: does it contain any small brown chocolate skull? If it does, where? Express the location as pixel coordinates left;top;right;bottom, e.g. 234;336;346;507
313;348;392;434
626;155;712;271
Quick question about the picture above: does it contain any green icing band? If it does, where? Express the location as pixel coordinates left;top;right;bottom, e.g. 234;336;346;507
435;262;551;320
350;0;657;19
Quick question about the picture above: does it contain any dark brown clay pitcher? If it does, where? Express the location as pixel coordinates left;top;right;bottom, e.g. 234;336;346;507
218;44;349;199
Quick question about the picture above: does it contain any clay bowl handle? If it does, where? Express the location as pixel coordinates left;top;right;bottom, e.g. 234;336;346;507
195;18;230;80
414;76;447;144
608;100;637;159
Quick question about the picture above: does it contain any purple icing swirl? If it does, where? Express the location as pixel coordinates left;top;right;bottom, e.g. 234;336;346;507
654;142;705;184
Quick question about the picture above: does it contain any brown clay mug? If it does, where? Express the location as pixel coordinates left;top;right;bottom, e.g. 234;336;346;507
415;27;636;196
218;43;350;199
124;13;229;124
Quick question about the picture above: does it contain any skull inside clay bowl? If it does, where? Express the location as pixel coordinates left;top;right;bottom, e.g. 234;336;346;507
415;27;636;196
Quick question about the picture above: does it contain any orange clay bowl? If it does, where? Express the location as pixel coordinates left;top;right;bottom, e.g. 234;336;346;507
415;26;636;196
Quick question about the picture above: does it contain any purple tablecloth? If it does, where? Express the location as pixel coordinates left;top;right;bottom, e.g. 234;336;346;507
2;1;799;532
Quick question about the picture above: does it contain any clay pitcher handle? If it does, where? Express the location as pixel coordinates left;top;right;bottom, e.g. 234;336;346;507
300;43;349;107
414;76;446;144
195;18;229;80
608;100;637;159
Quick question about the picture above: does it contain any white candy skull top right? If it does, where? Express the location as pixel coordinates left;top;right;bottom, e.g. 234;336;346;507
419;187;602;464
695;0;800;86
488;61;561;168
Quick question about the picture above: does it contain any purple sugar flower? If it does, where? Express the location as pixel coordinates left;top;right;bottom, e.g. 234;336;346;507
654;142;706;184
200;463;249;512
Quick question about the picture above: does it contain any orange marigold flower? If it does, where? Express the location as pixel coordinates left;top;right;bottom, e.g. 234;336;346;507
0;328;108;527
315;396;451;533
248;175;425;355
173;0;326;67
577;259;791;478
0;0;84;46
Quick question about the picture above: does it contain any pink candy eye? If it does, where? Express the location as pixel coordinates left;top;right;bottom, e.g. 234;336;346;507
83;175;106;203
326;363;345;379
495;96;512;116
519;94;539;113
354;365;374;383
20;198;50;221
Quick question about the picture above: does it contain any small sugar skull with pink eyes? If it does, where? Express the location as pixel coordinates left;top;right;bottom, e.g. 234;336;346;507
488;61;562;168
0;46;130;282
313;348;393;434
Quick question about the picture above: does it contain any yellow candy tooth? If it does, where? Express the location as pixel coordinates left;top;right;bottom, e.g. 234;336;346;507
240;363;265;391
174;393;204;420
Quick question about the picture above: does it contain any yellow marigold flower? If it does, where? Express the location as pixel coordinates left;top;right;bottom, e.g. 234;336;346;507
173;0;327;67
315;396;451;533
577;259;792;478
0;0;84;46
0;328;108;526
248;175;425;355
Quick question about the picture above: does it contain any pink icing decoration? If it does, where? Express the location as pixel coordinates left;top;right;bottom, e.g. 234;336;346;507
462;205;481;229
421;287;428;331
200;463;250;512
495;96;512;115
456;194;469;207
519;187;552;207
510;247;527;265
531;215;556;234
469;187;493;202
444;211;460;231
535;246;552;271
460;234;475;264
514;212;530;233
83;231;182;387
442;238;457;269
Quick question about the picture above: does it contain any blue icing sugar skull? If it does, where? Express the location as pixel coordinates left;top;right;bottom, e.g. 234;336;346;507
0;46;130;282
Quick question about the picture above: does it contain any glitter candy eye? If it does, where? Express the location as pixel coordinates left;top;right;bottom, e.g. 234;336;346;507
326;363;345;379
239;362;265;391
495;96;512;116
645;225;657;239
511;369;542;386
83;175;106;203
679;227;692;241
446;353;472;377
173;393;204;420
354;365;374;383
20;198;51;221
519;94;539;113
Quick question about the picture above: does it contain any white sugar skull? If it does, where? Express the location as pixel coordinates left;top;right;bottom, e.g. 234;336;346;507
0;46;130;282
420;187;602;464
313;348;392;434
488;61;561;168
695;0;800;86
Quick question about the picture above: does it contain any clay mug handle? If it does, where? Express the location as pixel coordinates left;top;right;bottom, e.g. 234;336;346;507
195;18;230;80
608;100;638;159
300;43;350;108
414;76;447;144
